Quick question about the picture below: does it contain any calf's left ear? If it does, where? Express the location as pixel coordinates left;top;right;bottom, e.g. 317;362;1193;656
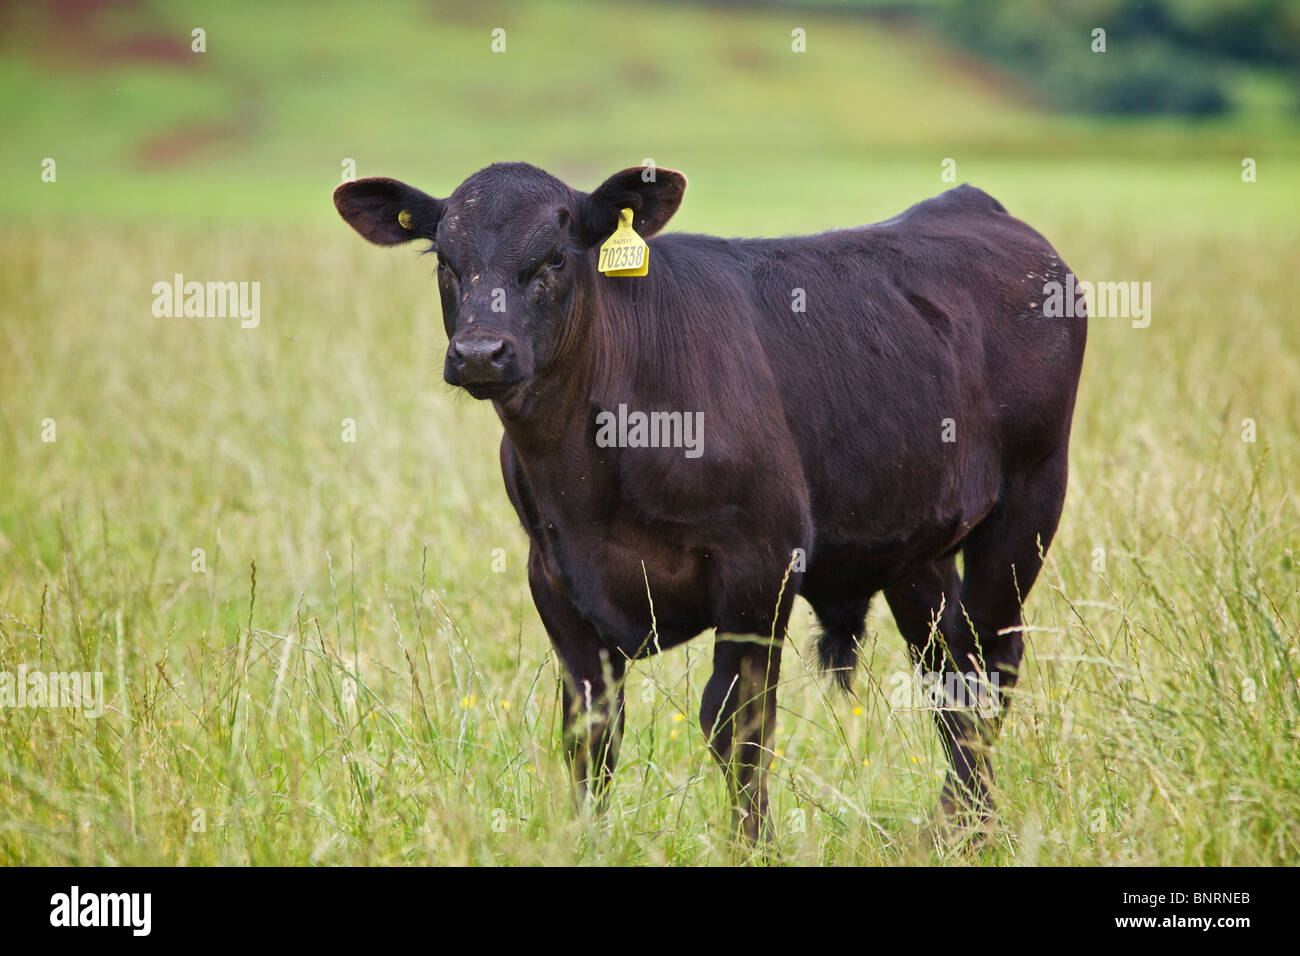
333;177;446;246
580;166;687;243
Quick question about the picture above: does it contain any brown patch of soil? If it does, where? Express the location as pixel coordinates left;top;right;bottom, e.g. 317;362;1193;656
133;117;247;169
6;0;192;67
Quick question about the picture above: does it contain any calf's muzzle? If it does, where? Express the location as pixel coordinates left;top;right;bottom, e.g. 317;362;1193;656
445;333;519;389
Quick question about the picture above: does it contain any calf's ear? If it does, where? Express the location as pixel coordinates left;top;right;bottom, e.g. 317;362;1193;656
333;177;446;246
580;167;687;243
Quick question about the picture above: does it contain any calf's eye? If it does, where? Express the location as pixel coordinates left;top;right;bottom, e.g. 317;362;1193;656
523;249;566;285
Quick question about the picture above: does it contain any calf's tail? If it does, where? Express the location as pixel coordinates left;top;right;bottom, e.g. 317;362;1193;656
817;631;858;693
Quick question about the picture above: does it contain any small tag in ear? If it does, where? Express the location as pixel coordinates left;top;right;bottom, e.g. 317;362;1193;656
598;208;649;277
398;209;413;230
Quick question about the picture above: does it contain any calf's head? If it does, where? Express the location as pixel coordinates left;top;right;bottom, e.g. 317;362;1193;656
334;162;686;408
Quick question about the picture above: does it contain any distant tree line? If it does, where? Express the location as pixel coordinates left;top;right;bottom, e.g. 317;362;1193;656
941;0;1300;115
696;0;1300;115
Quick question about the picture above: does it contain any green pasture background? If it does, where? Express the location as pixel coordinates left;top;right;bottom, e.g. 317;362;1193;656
0;0;1297;864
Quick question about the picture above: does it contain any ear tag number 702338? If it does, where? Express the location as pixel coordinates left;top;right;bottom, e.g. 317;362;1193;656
598;207;649;277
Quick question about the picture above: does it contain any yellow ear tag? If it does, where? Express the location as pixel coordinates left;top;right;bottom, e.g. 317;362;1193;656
398;209;413;230
598;207;649;277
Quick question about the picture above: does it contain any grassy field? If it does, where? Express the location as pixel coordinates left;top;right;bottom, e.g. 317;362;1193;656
1;0;1298;865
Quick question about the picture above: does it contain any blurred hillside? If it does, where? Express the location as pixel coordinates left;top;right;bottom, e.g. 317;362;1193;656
1;0;1297;230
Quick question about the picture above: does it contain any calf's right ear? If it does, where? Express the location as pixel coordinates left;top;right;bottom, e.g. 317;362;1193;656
333;177;446;246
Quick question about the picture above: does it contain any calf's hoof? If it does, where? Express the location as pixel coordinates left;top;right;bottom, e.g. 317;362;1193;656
933;776;996;848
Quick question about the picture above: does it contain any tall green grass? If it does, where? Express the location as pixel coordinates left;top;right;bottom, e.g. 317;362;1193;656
0;200;1295;863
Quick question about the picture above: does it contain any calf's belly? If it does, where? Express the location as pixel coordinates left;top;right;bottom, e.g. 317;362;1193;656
541;523;715;656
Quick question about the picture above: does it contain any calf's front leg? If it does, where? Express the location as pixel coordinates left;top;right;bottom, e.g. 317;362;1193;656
528;550;625;810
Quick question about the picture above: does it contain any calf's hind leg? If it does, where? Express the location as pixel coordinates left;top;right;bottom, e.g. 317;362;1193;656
885;447;1069;822
883;556;992;814
946;447;1069;806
